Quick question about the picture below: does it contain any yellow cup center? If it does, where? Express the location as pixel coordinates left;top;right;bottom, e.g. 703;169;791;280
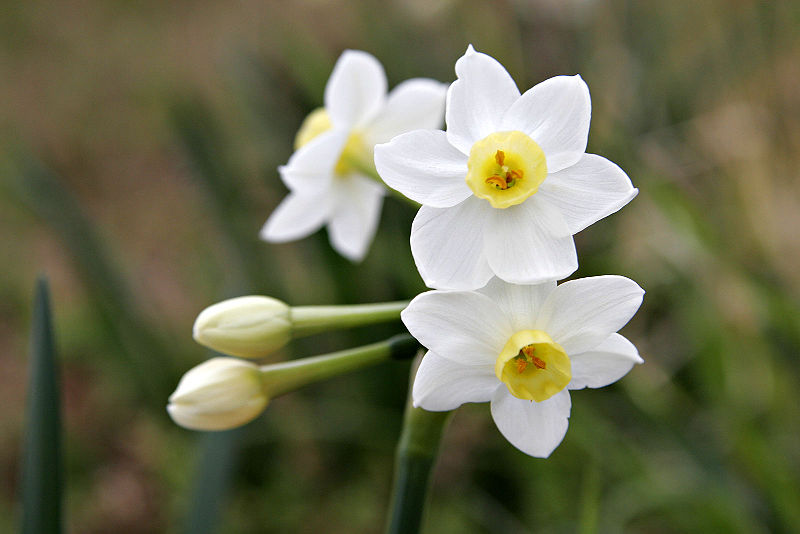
294;107;371;177
495;330;571;402
466;131;547;209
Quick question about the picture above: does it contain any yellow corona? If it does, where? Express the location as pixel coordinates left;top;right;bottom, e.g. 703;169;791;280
465;131;547;209
495;330;571;402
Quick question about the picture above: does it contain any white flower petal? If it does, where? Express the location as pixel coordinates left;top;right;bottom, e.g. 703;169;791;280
490;388;571;458
374;130;471;208
327;175;385;262
446;45;521;154
410;198;494;290
364;78;448;145
537;275;644;355
402;290;512;366
483;196;578;285
538;154;638;234
568;334;643;390
324;50;387;128
500;75;591;173
279;129;349;191
260;191;333;243
478;278;557;332
412;351;500;411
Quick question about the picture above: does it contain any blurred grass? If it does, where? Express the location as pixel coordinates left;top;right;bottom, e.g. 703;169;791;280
1;0;799;532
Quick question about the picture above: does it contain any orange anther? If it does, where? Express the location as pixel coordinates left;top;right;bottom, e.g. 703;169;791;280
485;176;509;190
495;150;505;166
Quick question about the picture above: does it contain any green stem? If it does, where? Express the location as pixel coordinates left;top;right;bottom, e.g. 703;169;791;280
260;334;417;398
290;300;408;337
385;362;452;534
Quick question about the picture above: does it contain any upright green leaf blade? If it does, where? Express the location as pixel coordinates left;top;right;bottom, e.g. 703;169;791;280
21;277;63;534
182;427;244;534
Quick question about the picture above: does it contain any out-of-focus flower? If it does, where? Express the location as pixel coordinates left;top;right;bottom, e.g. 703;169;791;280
375;45;637;289
261;50;447;262
403;276;644;457
167;358;267;431
192;296;408;359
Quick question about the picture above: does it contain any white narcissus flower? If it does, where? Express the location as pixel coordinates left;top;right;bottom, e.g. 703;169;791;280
403;276;644;458
261;50;447;262
375;45;638;289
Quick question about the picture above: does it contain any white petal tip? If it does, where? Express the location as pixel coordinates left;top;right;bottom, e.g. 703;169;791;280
258;221;287;244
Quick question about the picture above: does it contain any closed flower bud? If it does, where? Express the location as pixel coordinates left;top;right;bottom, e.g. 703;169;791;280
193;296;291;359
167;358;268;431
193;296;408;359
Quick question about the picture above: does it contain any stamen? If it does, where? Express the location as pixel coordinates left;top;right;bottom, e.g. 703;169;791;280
508;169;523;182
495;150;505;166
516;357;528;374
486;176;509;190
532;356;546;369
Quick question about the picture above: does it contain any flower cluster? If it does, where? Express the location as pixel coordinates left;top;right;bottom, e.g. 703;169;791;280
173;46;644;460
373;46;644;457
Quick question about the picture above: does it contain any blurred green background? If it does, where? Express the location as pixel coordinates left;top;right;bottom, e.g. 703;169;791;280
2;1;799;532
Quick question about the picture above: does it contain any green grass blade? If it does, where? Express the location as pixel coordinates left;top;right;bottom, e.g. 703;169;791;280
182;428;245;534
20;277;63;534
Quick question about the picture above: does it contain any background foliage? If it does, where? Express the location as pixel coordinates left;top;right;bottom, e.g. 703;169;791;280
2;1;799;532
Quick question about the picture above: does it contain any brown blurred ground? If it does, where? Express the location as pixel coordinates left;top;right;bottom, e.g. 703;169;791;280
2;1;800;532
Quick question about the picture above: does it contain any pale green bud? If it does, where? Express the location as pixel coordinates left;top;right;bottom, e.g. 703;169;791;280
193;296;409;359
193;296;291;359
169;334;419;432
167;358;267;431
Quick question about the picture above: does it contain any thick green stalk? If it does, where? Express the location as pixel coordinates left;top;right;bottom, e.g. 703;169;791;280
260;334;417;397
290;301;409;337
385;365;452;534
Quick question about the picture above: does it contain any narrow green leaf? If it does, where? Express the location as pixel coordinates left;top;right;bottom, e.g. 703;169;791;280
21;277;63;534
182;428;244;534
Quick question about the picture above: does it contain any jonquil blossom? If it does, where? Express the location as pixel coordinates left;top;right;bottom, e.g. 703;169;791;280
375;46;637;289
261;50;447;262
403;276;644;457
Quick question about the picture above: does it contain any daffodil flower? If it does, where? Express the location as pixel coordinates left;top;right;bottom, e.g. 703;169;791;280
261;50;447;262
402;276;644;457
375;46;637;289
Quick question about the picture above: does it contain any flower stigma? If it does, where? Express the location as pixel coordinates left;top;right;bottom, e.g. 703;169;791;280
495;330;570;402
294;107;370;176
466;131;547;209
